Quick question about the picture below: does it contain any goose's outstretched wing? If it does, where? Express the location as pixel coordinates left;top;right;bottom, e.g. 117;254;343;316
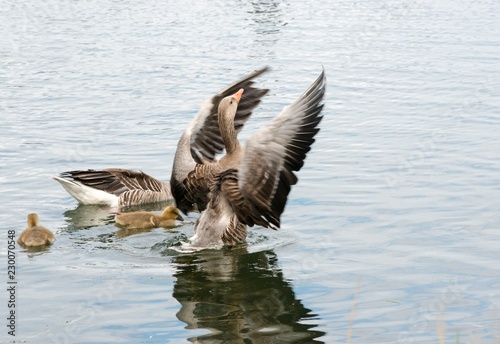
234;70;326;229
189;67;270;161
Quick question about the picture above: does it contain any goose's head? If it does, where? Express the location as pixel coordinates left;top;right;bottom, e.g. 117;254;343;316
162;205;184;221
218;88;244;120
27;213;40;228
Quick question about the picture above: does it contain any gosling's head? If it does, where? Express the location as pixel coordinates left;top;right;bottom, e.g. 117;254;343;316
27;213;40;228
218;88;243;120
162;205;184;221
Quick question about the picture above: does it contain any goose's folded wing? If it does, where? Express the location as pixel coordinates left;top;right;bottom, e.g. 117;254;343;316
235;70;326;229
106;168;166;192
182;162;222;212
216;169;271;228
61;168;165;196
188;67;270;162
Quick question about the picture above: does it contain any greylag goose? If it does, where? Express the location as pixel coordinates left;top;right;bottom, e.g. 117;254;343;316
115;205;184;229
53;68;269;209
52;168;172;208
184;70;326;247
18;213;56;247
171;67;270;214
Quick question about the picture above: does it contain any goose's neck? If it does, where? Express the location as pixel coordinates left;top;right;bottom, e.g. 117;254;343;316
219;112;240;155
27;214;39;228
171;132;196;181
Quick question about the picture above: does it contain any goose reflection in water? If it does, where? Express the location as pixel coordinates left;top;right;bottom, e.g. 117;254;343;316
172;248;325;343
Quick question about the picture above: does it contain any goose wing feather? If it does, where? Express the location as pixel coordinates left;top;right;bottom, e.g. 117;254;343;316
187;67;270;161
235;70;326;229
172;68;269;214
181;162;222;212
60;168;166;196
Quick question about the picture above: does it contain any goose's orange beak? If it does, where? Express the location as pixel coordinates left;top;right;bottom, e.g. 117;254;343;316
233;88;244;103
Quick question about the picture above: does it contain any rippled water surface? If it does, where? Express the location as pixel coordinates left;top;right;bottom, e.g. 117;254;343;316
1;0;499;343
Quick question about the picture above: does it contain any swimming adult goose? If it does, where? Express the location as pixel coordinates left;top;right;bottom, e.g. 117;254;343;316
52;168;172;208
188;70;326;248
171;67;270;214
53;68;269;209
18;213;56;247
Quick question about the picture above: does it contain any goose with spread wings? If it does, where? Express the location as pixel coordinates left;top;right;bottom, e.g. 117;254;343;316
183;70;326;247
171;67;270;214
52;68;269;208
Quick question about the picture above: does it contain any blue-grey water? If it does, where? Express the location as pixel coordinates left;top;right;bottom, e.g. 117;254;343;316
1;0;499;343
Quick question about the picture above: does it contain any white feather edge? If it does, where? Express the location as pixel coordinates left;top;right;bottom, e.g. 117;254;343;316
52;175;119;206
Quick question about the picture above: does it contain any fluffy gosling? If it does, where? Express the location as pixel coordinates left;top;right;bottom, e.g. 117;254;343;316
115;205;184;229
18;213;56;247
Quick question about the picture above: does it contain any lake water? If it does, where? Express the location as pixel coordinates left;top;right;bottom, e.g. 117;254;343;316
1;0;499;343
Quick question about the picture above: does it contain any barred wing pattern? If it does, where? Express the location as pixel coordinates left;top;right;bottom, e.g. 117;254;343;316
189;67;270;162
61;169;165;195
235;70;326;229
58;168;172;207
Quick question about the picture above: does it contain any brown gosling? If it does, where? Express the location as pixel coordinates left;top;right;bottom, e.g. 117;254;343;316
115;205;184;229
18;213;56;247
